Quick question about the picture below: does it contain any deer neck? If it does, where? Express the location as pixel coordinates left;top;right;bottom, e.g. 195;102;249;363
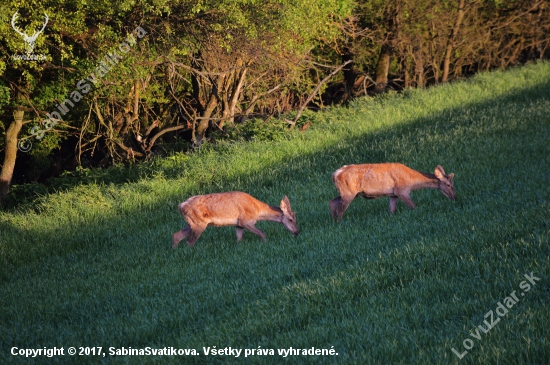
260;205;284;223
414;172;440;190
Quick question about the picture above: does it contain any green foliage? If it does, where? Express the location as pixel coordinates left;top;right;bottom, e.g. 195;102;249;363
3;183;49;207
2;0;546;192
213;114;312;143
0;83;9;110
1;63;549;364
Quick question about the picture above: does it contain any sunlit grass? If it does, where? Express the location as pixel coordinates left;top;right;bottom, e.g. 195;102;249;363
1;62;549;364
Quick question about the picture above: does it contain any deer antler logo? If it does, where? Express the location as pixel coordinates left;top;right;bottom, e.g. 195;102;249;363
11;11;49;54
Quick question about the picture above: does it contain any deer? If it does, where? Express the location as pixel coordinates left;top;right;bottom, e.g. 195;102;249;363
329;163;455;221
172;191;299;248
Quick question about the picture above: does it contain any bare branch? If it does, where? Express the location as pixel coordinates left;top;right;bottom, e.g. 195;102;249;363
145;124;189;152
289;60;352;128
243;84;282;115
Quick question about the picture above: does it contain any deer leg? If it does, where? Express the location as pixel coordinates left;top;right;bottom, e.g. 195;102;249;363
329;197;341;220
389;196;399;213
236;226;245;242
398;193;416;210
172;225;191;248
187;225;207;247
243;223;266;242
335;195;354;221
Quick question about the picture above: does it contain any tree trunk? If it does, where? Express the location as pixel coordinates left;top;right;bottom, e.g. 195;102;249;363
0;107;24;206
534;1;544;59
219;69;233;127
442;0;466;83
221;66;247;128
374;44;392;94
403;46;412;88
415;43;425;87
342;49;356;99
195;76;223;145
374;1;401;94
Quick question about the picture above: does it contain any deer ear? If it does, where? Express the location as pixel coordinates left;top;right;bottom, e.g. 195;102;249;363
434;165;446;179
449;173;455;180
280;196;292;212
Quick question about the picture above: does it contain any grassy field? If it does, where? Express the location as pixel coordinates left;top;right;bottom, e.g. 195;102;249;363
1;62;549;365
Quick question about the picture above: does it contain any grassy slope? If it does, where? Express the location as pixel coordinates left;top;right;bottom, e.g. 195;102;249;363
1;63;549;365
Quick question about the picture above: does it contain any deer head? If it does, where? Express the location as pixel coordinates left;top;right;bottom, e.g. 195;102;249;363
280;196;299;236
434;165;456;200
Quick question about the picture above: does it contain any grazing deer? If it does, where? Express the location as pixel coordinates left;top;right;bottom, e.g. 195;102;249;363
173;192;299;248
329;163;455;221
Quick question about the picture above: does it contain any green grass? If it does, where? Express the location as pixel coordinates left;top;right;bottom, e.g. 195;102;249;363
1;62;550;365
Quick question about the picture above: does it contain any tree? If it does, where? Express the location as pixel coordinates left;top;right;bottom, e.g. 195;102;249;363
0;1;90;205
442;0;466;82
0;0;147;204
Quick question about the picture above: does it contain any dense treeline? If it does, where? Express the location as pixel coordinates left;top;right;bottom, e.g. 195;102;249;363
0;0;549;205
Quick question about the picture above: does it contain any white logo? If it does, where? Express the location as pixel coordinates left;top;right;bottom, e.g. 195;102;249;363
17;139;32;153
11;11;48;55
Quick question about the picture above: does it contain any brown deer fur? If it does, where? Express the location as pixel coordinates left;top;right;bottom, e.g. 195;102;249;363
173;191;299;248
329;163;455;221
